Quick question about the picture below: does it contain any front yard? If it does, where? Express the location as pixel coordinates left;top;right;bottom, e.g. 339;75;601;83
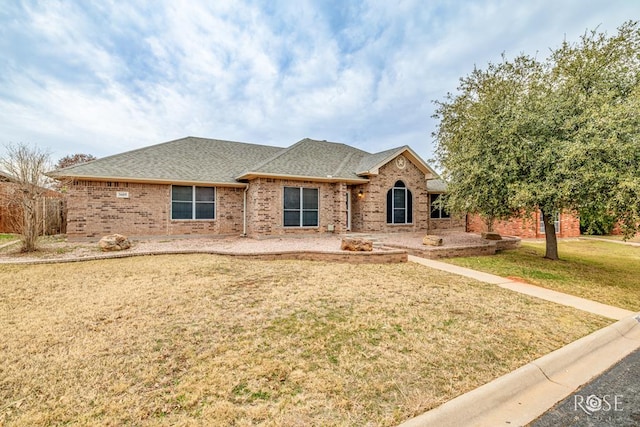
0;255;609;426
447;240;640;311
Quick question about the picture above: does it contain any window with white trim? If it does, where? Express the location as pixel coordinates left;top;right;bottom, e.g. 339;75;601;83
539;211;560;233
283;187;319;227
171;185;215;220
386;180;413;224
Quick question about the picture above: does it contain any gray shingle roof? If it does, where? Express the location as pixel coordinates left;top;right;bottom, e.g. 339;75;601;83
237;138;372;181
49;137;284;185
427;178;448;192
49;136;434;185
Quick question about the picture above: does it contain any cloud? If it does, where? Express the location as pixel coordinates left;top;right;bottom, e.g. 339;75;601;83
1;0;638;165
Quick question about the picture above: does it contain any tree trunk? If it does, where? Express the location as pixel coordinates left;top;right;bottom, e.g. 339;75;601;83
542;211;559;260
484;216;495;232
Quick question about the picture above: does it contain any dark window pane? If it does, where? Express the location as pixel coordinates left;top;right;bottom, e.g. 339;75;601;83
172;202;192;219
195;203;214;219
284;210;300;227
172;185;192;202
387;189;393;223
394;180;405;188
394;188;405;207
302;188;318;209
284;187;300;210
407;190;413;223
394;209;406;224
196;187;214;202
302;211;318;227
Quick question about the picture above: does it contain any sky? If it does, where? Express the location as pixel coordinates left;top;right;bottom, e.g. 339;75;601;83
1;0;638;169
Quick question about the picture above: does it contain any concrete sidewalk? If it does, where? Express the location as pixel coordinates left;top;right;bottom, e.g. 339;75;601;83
402;255;640;427
408;255;635;320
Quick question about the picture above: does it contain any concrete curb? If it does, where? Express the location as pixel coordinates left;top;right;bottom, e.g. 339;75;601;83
398;314;640;427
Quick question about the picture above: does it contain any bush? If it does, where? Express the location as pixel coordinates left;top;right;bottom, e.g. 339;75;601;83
580;209;617;235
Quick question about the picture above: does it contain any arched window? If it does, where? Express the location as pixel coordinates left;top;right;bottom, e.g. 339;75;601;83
387;180;413;224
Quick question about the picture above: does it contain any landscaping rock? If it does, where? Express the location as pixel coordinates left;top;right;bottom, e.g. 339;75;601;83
481;232;503;240
99;234;131;251
422;235;443;246
340;237;373;252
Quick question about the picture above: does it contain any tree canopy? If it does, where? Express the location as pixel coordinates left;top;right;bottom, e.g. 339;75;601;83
433;21;640;259
55;153;97;170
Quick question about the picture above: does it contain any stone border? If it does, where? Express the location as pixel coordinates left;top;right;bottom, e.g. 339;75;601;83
2;248;408;265
384;236;520;259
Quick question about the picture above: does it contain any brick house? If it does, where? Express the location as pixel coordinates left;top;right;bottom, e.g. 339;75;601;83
466;212;580;238
424;177;580;238
50;137;462;239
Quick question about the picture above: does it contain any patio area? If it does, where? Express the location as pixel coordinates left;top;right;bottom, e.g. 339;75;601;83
0;231;520;264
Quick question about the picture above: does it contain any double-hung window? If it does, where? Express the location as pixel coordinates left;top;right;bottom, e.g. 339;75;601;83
430;194;450;219
539;211;560;233
386;180;413;224
283;187;319;227
171;185;215;220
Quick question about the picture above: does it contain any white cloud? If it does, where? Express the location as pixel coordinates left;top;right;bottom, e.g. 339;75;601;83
1;0;638;165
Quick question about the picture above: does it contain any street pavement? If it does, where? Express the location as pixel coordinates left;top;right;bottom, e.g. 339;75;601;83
529;348;640;426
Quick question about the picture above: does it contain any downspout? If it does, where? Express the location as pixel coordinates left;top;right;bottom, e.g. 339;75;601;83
242;185;248;237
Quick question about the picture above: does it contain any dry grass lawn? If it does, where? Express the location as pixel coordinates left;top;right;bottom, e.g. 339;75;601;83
0;255;610;426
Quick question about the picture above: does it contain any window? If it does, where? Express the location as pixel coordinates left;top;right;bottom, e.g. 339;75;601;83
539;211;560;233
430;194;450;219
171;185;215;220
284;187;319;227
386;180;413;224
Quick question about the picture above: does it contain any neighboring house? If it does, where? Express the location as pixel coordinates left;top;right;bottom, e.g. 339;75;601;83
427;177;580;238
466;211;580;238
49;137;463;239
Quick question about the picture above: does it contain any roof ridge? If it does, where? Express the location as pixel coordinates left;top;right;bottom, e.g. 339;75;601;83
237;138;307;177
332;151;356;176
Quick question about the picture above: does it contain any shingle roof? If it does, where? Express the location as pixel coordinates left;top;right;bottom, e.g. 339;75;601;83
49;137;284;185
427;178;448;192
49;136;435;185
237;138;372;181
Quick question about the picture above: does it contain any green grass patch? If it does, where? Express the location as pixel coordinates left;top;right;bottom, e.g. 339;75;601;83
0;234;18;243
447;240;640;311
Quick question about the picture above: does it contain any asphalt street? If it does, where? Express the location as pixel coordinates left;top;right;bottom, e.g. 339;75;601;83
529;347;640;426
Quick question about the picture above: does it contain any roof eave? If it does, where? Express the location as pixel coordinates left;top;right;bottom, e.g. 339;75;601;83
47;174;248;188
236;172;369;184
360;146;438;178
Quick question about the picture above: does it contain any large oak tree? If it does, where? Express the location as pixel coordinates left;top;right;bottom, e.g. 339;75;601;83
434;22;640;260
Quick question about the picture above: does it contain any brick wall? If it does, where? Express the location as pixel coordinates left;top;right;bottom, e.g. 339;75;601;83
245;178;349;237
466;211;581;238
350;156;430;233
66;180;244;238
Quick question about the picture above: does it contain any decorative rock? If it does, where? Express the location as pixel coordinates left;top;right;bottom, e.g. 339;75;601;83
99;234;132;251
340;237;373;252
481;232;503;240
422;235;443;246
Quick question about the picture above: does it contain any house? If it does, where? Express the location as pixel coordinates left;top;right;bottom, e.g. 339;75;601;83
49;137;464;239
466;212;580;238
425;178;580;238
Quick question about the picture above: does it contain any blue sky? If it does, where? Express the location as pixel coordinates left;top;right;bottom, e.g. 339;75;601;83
1;1;638;168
